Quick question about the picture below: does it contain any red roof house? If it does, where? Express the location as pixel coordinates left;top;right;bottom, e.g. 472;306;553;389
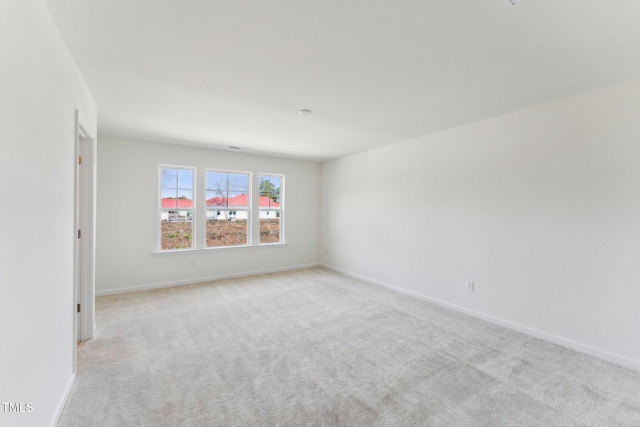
161;198;193;208
205;194;279;208
161;195;279;210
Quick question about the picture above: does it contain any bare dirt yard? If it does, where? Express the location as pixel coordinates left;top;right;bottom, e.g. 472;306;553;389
161;219;280;250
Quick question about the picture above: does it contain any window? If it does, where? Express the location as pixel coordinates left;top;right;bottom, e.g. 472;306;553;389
156;167;284;252
259;174;283;244
159;166;194;250
205;170;250;247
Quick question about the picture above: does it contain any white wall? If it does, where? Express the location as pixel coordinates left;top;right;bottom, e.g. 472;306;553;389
321;77;640;370
0;1;97;426
96;136;320;295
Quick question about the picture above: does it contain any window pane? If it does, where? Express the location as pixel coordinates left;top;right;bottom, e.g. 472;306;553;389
177;189;192;203
206;211;248;247
177;169;193;189
268;176;281;199
161;188;177;199
206;172;227;191
205;170;249;247
258;174;283;244
228;173;248;192
161;188;178;208
163;209;192;222
206;171;248;197
161;218;193;250
206;190;226;207
228;191;247;208
161;168;177;188
160;166;194;251
260;217;280;243
259;175;281;210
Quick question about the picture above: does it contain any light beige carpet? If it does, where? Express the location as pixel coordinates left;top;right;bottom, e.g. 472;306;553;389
59;267;640;426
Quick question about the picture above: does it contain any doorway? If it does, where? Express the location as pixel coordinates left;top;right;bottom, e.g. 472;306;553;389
74;110;96;372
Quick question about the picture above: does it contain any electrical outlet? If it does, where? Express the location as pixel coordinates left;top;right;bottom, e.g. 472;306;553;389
466;280;474;292
189;259;195;267
324;249;328;256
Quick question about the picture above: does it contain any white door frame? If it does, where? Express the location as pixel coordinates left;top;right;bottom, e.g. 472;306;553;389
73;110;96;371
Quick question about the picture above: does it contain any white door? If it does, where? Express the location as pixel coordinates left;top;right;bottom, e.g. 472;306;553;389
76;138;84;343
73;111;96;372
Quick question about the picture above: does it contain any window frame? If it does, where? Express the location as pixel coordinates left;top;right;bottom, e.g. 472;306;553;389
204;168;252;248
158;165;196;251
153;166;286;255
258;173;284;245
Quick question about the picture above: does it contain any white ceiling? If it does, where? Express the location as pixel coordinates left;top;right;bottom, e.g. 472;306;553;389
44;0;640;162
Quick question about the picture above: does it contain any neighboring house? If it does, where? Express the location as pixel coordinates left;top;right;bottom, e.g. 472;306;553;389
160;198;193;221
161;195;279;221
205;194;280;220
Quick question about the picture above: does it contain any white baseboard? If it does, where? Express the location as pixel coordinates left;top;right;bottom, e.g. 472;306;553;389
51;373;76;427
96;263;321;297
322;264;640;373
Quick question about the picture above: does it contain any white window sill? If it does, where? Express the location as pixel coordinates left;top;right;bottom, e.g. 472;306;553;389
152;242;288;256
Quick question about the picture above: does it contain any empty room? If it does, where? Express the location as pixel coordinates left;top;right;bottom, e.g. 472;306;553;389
2;0;640;426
